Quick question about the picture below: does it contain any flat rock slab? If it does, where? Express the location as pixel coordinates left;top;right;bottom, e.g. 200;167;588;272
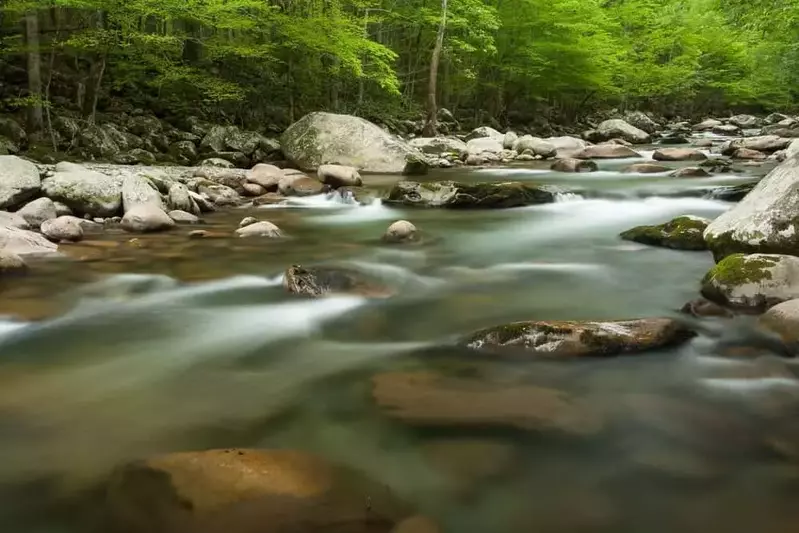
463;318;694;358
371;371;604;436
384;180;554;208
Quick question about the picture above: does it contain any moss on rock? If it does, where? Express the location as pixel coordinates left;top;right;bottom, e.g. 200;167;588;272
384;180;554;208
701;253;777;287
620;216;709;251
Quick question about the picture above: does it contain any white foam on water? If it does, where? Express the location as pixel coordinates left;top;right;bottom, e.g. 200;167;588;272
258;190;360;210
473;168;550;177
0;320;27;338
307;199;397;225
699;377;799;392
553;192;585;202
486;262;605;273
340;260;443;289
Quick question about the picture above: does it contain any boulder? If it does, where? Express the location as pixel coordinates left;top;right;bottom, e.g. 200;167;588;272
503;131;518;150
121;204;175;233
729;135;791;153
239;217;258;228
624;163;671;173
731;148;766;160
78;124;120;157
247;164;283;191
41;163;122;217
620;216;709;251
0;211;31;229
595;119;650;144
707;183;756;202
235;221;282;238
0;250;27;275
0;155;40;209
127;114;163;136
165;210;199;225
61;215;103;233
121;175;163;213
104;448;411;533
280;112;425;174
657;134;689;145
512;135;556;158
384;181;554;208
124;149;157;165
573;145;641;159
680;298;733;319
463;318;694;358
551;159;598;173
200;126;264;157
193;167;249;193
546;136;587;157
371;372;603;436
464;126;504;142
0;225;58;255
15;197;56;226
0;118;26;146
701;254;799;311
189;191;215;213
408;137;467;157
317;164;362;188
242;183;265;196
279;175;324;196
728;114;761;129
204;151;249;168
40;216;84;242
765;113;790;125
693;118;723;131
670;167;710;178
383;220;418;243
197;183;241;206
466;137;503;157
652;148;707;161
712;124;741;135
168;183;200;215
200;158;235;168
283;264;393;298
699;157;733;172
624;111;659;134
168;140;198;165
759;299;799;343
704;155;799;259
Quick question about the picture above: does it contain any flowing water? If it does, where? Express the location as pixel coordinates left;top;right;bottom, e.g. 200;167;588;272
1;149;798;533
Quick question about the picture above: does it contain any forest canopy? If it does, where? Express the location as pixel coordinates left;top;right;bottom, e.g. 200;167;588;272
0;0;796;132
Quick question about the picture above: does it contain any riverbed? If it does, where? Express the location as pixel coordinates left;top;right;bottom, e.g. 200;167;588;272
1;149;797;533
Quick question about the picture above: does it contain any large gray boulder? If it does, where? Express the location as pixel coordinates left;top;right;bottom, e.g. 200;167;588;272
408;137;467;156
280;112;426;174
704;154;799;260
596;119;651;144
16;197;56;227
512;136;556;158
728;114;761;129
701;253;799;311
0;155;40;209
725;135;790;154
317;164;362;188
41;216;84;242
385;181;554;208
246;164;283;190
121;204;175;233
121;175;163;213
624;111;660;134
466;137;503;157
464;126;504;142
78;124;120;158
546;136;587;157
0;211;31;229
41;162;122;217
0;225;58;255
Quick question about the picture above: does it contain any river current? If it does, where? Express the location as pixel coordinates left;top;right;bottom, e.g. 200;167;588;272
1;147;797;533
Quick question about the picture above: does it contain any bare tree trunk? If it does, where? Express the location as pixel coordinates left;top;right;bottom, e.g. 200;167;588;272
25;10;44;134
422;0;447;137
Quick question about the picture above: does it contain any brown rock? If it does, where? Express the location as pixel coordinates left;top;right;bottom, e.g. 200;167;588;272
252;193;286;206
653;148;707;161
623;163;671;173
242;183;266;197
104;448;412;533
371;371;604;436
550;158;598;172
246;163;283;190
732;147;767;160
680;298;733;318
382;220;418;243
670;167;710;178
573;145;641;159
283;264;393;298
759;298;799;344
463;318;694;358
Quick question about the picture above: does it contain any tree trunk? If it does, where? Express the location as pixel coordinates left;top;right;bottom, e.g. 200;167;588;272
24;10;44;134
422;0;447;137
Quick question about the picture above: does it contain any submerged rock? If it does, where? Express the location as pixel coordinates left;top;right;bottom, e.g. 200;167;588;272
620;216;709;251
463;318;694;358
281;112;425;174
104;448;412;533
551;158;597;173
383;220;418;244
283;264;393;298
168;210;201;224
707;182;755;202
371;371;604;436
680;298;733;318
704;154;799;260
0;155;40;209
235;221;282;238
384;181;554;208
731;148;766;160
701;253;799;311
572;145;641;159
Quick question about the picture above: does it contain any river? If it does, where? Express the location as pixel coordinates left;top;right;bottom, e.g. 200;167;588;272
1;148;797;533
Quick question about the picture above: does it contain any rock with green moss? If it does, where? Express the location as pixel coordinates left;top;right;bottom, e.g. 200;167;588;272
463;318;694;358
704;155;799;260
620;215;710;251
41;162;122;217
700;253;799;310
281;112;427;174
384;180;554;208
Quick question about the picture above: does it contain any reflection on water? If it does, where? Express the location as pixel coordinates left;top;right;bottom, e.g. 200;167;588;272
1;160;798;533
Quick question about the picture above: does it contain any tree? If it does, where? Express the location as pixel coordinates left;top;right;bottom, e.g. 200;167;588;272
422;0;447;136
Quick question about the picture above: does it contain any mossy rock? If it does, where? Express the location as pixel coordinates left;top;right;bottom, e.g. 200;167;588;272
384;180;554;208
462;318;695;358
700;253;799;311
283;264;394;298
619;216;709;251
